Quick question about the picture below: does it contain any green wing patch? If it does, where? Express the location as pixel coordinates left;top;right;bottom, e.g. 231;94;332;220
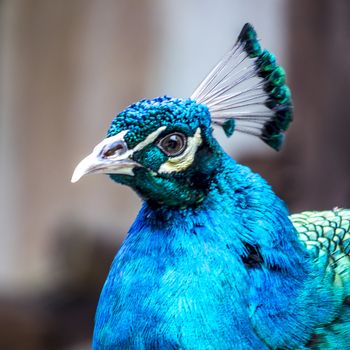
291;209;350;349
291;208;350;261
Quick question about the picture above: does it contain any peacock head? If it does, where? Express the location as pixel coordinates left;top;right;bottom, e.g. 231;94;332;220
71;96;221;206
72;23;293;207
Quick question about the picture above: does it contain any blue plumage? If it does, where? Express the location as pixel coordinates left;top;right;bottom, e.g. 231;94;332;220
72;23;350;349
93;160;305;349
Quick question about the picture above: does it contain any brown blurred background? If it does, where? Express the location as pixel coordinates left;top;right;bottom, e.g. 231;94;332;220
0;0;349;349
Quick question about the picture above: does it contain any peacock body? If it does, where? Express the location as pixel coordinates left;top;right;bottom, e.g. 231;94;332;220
72;24;350;349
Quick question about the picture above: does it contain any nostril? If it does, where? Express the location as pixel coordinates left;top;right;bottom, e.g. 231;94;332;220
102;141;127;158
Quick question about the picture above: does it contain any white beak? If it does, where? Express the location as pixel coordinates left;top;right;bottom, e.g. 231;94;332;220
71;130;138;183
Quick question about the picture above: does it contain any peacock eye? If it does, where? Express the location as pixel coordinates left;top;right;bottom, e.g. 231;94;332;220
157;132;187;157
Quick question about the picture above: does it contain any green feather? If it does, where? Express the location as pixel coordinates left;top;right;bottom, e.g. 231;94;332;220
275;107;293;131
270;85;292;105
261;133;284;151
256;50;277;77
222;119;235;137
237;23;257;43
244;39;262;58
267;66;286;88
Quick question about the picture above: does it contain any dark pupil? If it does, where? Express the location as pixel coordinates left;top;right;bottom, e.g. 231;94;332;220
160;133;185;155
166;135;180;151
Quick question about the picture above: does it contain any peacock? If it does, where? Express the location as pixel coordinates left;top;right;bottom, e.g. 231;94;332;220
71;23;350;349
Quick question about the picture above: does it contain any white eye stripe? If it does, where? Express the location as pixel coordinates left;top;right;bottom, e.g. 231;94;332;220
133;126;167;152
93;127;167;160
158;128;202;174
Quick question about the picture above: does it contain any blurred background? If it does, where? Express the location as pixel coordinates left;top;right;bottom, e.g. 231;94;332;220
0;0;349;348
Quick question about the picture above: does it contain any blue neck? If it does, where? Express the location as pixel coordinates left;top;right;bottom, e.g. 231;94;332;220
93;157;316;349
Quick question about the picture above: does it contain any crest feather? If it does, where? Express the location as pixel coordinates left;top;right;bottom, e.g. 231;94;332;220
191;23;293;151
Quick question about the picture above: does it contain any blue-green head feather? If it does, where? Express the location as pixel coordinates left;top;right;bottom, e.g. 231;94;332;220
104;96;222;207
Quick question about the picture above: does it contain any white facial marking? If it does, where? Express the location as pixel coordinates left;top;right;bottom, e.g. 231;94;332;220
158;128;202;174
133;126;167;152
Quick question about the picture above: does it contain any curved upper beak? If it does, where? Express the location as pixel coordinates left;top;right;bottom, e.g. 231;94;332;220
71;130;138;183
